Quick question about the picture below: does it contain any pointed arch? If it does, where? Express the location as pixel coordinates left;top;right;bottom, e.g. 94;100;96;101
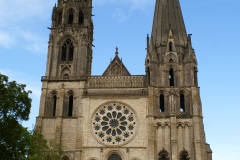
45;91;58;117
180;93;185;112
165;53;177;64
63;90;74;117
169;68;174;86
169;41;173;52
61;154;71;160
178;90;190;113
156;90;169;114
160;94;165;112
108;154;122;160
68;95;73;117
61;38;74;62
67;8;74;25
158;149;169;160
180;150;190;160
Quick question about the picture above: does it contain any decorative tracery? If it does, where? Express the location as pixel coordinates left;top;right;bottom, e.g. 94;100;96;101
61;38;74;61
92;102;137;146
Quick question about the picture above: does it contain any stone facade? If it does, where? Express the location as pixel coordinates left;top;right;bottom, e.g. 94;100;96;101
36;0;212;160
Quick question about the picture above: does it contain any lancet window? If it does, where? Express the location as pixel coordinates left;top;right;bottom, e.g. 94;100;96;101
63;91;74;117
158;150;169;160
169;68;174;86
68;9;74;25
160;94;165;112
180;93;185;112
45;91;57;117
108;154;122;160
61;38;74;61
79;10;84;25
169;42;173;51
180;151;189;160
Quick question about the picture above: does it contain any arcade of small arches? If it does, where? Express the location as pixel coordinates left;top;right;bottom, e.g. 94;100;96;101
44;90;75;117
44;88;191;118
146;66;198;87
55;7;85;27
60;150;190;160
157;90;190;114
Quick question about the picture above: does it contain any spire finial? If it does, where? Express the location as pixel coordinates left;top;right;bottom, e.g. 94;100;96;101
115;47;118;55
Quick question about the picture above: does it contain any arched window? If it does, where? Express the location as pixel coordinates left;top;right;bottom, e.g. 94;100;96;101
160;154;167;160
180;151;189;160
108;154;122;160
53;95;57;117
169;42;173;51
61;45;67;61
68;95;73;117
169;68;174;86
180;155;187;160
45;91;58;117
180;93;185;112
68;9;74;25
61;39;74;62
160;94;165;112
58;11;62;26
63;91;74;117
61;155;70;160
79;10;84;25
158;150;169;160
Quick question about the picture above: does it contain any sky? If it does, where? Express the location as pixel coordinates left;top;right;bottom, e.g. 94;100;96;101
0;0;240;159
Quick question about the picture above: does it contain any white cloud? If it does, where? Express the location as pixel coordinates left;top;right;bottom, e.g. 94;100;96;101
20;31;48;54
0;0;54;25
112;9;129;22
93;0;154;22
0;31;14;48
0;0;52;52
94;0;154;10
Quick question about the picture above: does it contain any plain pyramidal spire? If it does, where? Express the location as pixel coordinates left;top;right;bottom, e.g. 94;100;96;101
151;0;187;46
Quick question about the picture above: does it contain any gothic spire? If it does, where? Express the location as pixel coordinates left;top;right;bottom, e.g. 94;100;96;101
151;0;187;46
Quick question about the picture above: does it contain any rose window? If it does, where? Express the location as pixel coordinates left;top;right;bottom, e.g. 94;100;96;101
92;102;137;146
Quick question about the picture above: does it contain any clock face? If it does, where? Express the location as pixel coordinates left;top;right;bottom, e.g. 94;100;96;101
92;102;138;146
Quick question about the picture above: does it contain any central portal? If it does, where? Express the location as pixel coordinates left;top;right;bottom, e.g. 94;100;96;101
108;154;122;160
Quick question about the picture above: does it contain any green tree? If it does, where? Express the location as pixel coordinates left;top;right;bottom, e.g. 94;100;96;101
0;73;61;159
28;128;62;160
0;73;32;159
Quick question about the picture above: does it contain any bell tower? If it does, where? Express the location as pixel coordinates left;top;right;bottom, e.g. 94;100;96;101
45;0;93;79
146;0;212;159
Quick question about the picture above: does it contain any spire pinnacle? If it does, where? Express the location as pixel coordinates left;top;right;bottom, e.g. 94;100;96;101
151;0;187;46
115;47;119;55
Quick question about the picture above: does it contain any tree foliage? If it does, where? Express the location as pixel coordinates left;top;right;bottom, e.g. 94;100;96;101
28;129;62;160
0;73;32;159
0;73;61;159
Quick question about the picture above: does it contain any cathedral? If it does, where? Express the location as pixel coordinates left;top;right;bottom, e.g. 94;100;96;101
36;0;212;159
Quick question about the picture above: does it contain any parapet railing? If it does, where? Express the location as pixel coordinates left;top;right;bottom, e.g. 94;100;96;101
41;75;147;89
87;75;146;88
41;76;85;81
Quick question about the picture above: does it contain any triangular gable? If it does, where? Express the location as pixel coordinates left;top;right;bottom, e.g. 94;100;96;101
102;49;131;76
